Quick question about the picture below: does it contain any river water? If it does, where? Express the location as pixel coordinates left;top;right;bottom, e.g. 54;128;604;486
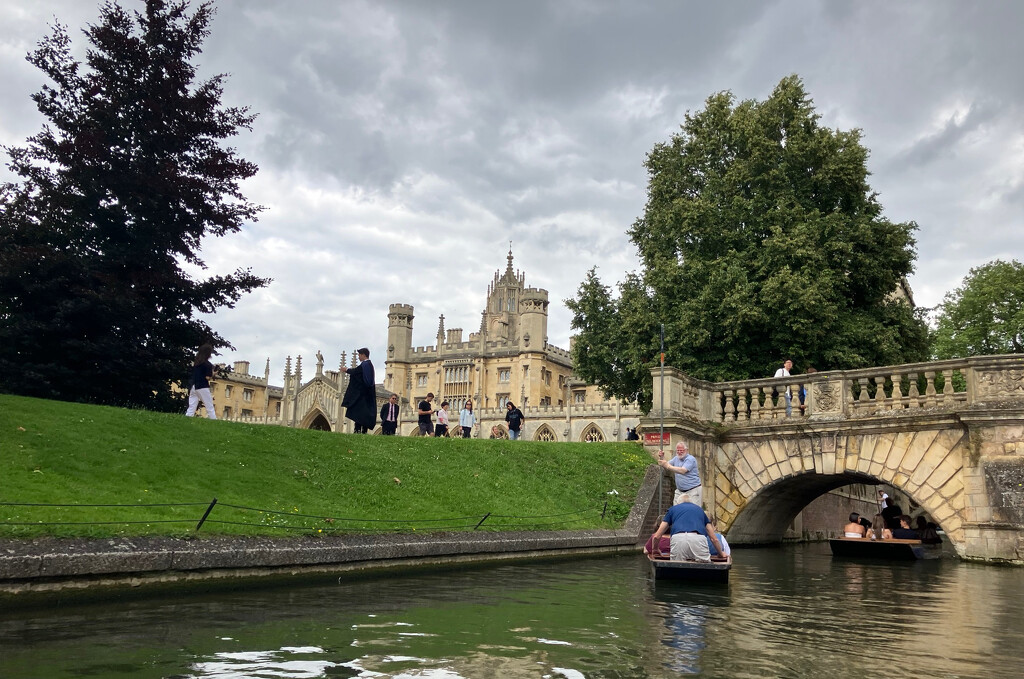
2;544;1024;678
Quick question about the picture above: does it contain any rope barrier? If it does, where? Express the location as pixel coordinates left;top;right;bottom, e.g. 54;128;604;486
0;497;617;532
0;501;210;508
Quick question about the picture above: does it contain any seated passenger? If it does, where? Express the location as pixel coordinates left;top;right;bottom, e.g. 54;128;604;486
643;534;671;556
915;515;943;544
871;514;893;540
843;512;867;538
707;532;730;558
891;515;919;540
648;497;724;563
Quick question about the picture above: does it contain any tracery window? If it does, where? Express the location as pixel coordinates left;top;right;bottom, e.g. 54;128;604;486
581;424;605;443
534;425;556;442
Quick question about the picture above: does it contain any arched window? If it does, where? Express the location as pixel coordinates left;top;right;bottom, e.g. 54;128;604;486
534;425;557;442
581;424;605;442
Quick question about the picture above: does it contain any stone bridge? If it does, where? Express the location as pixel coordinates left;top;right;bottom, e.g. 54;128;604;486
638;355;1024;564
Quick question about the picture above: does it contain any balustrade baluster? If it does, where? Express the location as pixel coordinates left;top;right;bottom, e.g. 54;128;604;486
717;390;727;422
761;386;774;419
725;389;736;422
924;371;937;407
890;374;903;410
942;369;955;404
874;376;887;409
737;388;748;421
857;377;871;410
750;387;761;420
907;373;920;408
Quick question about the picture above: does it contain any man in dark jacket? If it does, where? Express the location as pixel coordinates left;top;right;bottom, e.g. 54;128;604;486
881;497;904;530
342;348;376;433
380;393;399;435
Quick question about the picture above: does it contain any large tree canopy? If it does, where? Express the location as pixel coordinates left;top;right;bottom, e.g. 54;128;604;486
568;76;928;410
0;0;269;410
933;260;1024;358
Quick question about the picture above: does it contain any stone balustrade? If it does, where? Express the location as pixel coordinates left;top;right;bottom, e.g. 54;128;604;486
650;355;1024;426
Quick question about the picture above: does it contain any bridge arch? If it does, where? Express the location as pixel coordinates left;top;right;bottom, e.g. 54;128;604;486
714;427;969;554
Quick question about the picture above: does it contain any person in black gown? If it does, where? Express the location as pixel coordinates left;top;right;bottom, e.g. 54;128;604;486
342;348;376;433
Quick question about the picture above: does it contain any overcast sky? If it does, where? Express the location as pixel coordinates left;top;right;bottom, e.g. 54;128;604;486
2;1;1022;380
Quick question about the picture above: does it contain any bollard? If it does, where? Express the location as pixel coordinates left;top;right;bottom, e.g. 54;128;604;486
195;498;218;531
474;512;491;530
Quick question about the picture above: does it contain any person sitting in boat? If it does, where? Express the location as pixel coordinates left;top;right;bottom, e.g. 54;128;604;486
843;512;867;538
915;516;943;544
891;515;919;540
649;496;724;562
881;497;904;530
871;514;893;540
707;531;730;558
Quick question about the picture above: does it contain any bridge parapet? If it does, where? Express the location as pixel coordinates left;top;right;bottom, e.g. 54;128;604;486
650;355;1024;426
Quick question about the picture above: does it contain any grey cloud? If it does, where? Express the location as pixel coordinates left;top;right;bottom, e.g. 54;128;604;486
6;0;1024;370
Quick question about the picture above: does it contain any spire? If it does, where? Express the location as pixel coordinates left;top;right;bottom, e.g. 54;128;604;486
506;242;514;275
437;313;446;341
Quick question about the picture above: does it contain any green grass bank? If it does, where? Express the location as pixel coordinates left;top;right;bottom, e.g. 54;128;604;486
1;394;650;539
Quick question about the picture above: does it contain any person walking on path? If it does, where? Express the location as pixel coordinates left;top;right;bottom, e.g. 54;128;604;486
649;496;724;562
774;359;794;416
459;400;476;438
658;441;703;507
380;394;400;435
341;348;376;433
417;393;435;437
435;401;450;437
505;401;525;440
185;344;218;419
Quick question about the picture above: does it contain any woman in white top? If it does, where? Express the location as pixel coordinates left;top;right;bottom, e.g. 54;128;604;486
434;401;450;437
459;400;476;439
843;512;867;538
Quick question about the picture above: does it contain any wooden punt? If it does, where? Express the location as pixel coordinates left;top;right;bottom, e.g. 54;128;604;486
829;537;943;560
647;552;732;583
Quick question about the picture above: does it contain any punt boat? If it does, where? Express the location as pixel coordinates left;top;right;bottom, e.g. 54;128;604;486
647;552;732;583
829;537;943;560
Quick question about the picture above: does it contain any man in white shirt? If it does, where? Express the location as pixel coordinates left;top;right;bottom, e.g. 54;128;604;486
773;359;794;416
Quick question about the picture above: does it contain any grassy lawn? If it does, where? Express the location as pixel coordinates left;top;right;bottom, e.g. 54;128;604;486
0;394;651;539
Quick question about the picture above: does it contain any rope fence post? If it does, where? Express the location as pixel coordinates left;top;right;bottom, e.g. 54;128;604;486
473;512;491;530
601;501;607;520
195;498;218;531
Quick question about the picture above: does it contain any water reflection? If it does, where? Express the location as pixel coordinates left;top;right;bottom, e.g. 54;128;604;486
2;545;1024;678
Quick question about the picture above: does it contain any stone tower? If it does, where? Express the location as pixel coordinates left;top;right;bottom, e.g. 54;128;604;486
518;287;549;351
387;304;414;361
483;247;525;342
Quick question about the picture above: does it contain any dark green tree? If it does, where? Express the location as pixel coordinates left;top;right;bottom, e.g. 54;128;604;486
0;0;269;410
933;260;1024;358
568;76;928;406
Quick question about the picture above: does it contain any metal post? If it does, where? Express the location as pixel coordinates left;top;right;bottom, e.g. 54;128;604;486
195;498;218;531
474;512;491;530
601;501;608;520
659;324;665;518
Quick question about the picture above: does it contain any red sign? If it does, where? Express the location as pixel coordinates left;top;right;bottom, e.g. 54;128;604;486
644;432;670;445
